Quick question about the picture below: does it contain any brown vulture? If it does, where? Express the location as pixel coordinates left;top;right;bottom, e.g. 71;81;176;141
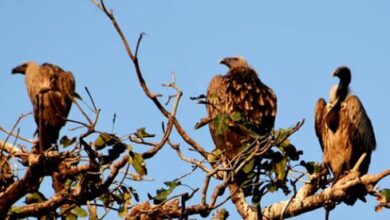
207;56;277;160
12;61;78;153
314;66;376;205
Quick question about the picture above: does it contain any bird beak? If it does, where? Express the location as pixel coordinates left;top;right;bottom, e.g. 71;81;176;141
219;58;227;65
11;63;28;74
332;69;339;77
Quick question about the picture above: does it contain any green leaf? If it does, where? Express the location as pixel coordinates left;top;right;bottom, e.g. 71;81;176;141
214;113;229;135
275;158;287;181
230;111;242;122
65;213;77;220
70;206;88;218
100;193;114;207
60;136;77;148
152;181;181;204
9;207;22;215
118;187;131;219
267;184;277;193
379;189;390;202
273;128;291;143
164;180;180;188
94;133;116;150
135;127;155;139
375;188;390;212
130;153;147;176
94;135;106;150
242;159;255;174
25;192;46;204
207;149;222;162
118;204;127;219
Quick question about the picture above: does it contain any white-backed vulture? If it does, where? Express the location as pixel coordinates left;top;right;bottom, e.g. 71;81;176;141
207;57;277;160
12;62;78;153
314;66;376;205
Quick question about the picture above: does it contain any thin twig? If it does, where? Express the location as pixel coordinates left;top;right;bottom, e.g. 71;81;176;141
93;0;209;159
85;86;98;112
0;126;33;143
1;113;32;156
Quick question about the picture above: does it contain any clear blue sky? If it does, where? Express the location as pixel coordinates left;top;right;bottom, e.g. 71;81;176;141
1;0;389;219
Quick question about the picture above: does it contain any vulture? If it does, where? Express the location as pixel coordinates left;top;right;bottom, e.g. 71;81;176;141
314;66;376;205
207;56;277;160
12;62;78;153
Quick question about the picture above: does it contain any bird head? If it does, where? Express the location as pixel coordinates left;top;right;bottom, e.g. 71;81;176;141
220;56;249;70
12;62;38;75
332;66;351;85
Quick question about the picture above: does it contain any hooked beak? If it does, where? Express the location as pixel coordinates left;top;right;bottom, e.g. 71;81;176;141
11;63;28;74
219;58;228;65
332;69;339;77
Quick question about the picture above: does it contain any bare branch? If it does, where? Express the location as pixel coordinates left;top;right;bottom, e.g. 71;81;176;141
0;140;26;156
92;0;209;159
0;126;33;144
262;169;390;220
85;86;98;112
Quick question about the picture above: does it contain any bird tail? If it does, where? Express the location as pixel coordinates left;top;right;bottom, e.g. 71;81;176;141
38;123;60;152
36;95;60;152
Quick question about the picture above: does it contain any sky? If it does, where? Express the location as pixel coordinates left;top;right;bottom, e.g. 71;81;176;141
1;0;390;219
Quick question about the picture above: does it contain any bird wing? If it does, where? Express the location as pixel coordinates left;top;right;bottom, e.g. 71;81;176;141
344;95;376;152
58;70;77;98
256;83;277;132
226;68;277;134
38;64;77;150
36;64;73;127
206;69;277;159
207;75;229;152
57;70;77;116
314;98;327;151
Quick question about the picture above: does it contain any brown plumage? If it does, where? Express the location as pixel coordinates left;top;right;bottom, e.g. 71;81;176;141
314;66;376;205
207;57;277;160
12;62;78;152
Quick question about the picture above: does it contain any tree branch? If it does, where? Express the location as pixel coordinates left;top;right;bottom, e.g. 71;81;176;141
262;169;390;219
92;0;209;159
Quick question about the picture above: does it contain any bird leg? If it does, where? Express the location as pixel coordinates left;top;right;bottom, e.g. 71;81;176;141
323;200;335;220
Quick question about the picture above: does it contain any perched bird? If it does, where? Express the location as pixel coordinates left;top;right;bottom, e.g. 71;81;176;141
12;62;78;153
314;66;376;205
207;56;277;160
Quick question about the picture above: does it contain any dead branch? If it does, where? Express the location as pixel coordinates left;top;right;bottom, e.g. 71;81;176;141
142;77;182;159
262;169;390;220
6;154;129;219
0;154;44;219
0;126;33;144
0;139;25;156
92;0;209;159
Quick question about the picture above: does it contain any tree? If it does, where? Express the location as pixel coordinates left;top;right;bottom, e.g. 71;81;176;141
1;1;389;219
